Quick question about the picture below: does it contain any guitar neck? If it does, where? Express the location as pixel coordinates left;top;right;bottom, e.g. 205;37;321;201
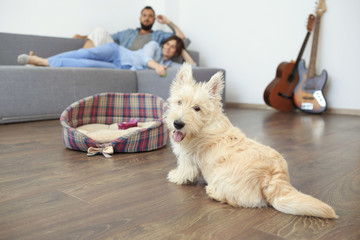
308;15;322;78
293;31;311;70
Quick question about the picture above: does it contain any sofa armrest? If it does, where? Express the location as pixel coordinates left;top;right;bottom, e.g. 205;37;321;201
136;67;225;103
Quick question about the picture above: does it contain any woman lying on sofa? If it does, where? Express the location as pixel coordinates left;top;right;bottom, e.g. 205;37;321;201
17;35;195;76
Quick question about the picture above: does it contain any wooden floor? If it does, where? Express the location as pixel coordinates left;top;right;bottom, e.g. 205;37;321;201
0;107;359;240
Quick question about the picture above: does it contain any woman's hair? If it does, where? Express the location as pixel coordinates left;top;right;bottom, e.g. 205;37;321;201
162;35;185;57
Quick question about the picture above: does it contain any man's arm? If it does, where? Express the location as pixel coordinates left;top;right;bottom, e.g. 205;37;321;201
156;15;185;39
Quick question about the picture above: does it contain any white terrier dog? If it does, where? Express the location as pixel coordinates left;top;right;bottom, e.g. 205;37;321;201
165;63;337;219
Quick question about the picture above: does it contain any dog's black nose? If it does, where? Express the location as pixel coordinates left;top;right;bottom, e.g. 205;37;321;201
174;120;185;130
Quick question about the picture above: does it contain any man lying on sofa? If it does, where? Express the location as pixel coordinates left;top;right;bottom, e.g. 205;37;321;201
73;6;189;50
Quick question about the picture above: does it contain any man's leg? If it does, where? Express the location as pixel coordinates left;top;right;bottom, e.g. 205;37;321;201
83;39;96;49
84;27;114;48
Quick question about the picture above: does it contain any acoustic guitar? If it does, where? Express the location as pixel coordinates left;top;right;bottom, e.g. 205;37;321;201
263;14;315;112
293;0;327;114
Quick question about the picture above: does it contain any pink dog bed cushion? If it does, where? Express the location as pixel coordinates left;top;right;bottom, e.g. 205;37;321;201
60;93;168;153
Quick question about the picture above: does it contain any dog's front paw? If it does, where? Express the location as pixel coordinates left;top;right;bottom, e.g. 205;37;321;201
167;168;196;185
167;169;185;184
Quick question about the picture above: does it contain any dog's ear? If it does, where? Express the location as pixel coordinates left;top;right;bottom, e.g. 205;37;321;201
206;71;224;98
175;62;194;85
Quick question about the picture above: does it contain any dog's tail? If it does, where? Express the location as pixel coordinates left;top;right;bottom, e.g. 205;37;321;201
264;177;338;219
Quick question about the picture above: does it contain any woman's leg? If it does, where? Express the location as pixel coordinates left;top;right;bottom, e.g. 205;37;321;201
48;43;121;68
18;43;121;68
48;43;118;60
17;51;50;66
48;58;118;68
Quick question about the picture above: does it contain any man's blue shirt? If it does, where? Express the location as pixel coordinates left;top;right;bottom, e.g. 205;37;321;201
111;28;173;49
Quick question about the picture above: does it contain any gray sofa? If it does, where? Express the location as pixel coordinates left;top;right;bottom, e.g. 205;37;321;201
0;32;225;124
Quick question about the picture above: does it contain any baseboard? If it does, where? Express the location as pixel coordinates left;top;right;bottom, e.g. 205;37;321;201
325;108;360;116
0;114;60;124
226;102;273;111
226;102;360;116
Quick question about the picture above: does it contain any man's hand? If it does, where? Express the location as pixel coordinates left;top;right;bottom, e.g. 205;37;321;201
156;15;185;39
156;15;170;25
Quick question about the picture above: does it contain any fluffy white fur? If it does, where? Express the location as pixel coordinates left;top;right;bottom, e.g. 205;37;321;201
165;63;338;219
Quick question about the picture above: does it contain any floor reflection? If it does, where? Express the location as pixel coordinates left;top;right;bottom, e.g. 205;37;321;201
261;110;326;148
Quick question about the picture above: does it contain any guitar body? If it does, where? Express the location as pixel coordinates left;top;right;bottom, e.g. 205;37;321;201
264;62;288;106
293;60;327;114
263;14;315;112
264;62;299;111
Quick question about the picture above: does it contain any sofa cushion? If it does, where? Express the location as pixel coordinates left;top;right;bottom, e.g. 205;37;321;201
0;66;137;123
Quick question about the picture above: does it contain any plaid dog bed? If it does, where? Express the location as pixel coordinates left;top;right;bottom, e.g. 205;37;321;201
60;93;168;153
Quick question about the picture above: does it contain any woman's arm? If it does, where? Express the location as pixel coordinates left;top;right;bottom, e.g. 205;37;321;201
147;60;167;76
142;42;166;76
181;49;196;66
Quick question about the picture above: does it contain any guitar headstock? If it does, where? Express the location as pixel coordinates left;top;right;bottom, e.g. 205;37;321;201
307;14;315;31
315;0;327;16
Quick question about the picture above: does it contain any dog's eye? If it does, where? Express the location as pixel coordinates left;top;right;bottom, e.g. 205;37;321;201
193;106;201;112
177;100;182;105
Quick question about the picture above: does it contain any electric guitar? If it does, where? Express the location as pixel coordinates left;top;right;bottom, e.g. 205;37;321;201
263;14;315;112
293;0;327;114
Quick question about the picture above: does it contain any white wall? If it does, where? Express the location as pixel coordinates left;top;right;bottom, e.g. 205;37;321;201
0;0;168;36
1;0;359;110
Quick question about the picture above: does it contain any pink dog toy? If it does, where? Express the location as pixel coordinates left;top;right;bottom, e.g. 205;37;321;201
118;119;138;130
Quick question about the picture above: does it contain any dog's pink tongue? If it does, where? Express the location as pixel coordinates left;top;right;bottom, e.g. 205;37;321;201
173;131;184;142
